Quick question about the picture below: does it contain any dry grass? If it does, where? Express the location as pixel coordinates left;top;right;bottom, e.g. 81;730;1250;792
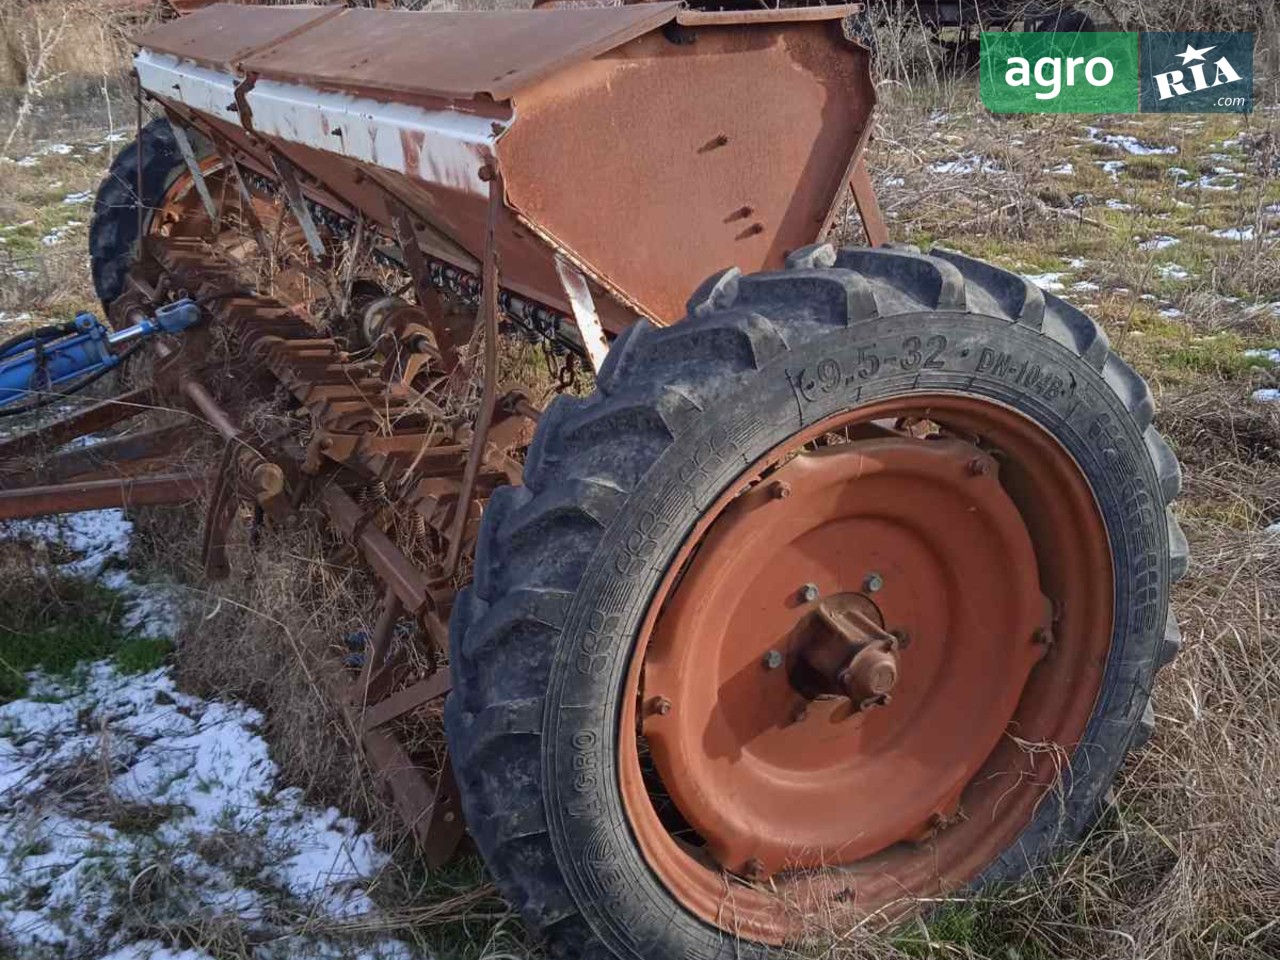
168;517;397;834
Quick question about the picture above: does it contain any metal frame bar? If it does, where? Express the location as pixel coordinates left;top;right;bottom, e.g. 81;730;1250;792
554;253;610;373
269;150;326;258
442;168;503;579
166;112;220;228
0;473;206;521
849;156;888;248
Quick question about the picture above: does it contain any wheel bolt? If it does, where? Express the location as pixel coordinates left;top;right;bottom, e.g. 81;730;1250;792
967;457;990;477
762;649;783;670
799;582;819;602
769;480;792;499
863;572;884;593
647;696;673;716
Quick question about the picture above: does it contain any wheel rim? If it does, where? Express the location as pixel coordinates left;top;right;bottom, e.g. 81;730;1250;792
136;158;338;321
619;393;1113;942
152;159;229;239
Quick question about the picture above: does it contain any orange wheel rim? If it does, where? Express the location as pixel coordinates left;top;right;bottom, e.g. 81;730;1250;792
151;158;228;238
619;394;1113;942
149;159;318;309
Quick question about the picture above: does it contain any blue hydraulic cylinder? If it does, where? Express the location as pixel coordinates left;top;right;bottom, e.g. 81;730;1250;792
0;299;201;410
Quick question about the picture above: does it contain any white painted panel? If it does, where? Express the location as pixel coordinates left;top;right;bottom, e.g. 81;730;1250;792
134;50;501;197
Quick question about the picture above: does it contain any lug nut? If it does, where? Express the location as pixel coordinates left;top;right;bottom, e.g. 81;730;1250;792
769;480;792;499
799;582;819;602
863;572;884;593
856;692;892;712
646;696;673;716
762;649;783;670
742;858;766;880
967;457;990;477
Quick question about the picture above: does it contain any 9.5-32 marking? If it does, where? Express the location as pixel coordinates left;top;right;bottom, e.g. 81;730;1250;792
794;336;947;403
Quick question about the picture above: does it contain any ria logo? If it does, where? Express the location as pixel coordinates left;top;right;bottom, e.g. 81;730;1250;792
979;31;1253;115
1152;42;1242;101
1141;32;1253;113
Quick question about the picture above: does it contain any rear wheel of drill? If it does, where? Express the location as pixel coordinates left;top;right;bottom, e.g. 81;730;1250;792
90;118;195;309
447;244;1186;958
90;117;306;313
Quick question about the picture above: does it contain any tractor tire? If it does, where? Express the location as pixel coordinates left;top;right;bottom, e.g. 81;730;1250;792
448;244;1185;958
89;118;189;308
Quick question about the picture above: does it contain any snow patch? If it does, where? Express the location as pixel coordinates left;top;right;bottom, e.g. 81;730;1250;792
1244;348;1280;365
1023;273;1065;293
1157;263;1190;281
1178;172;1242;191
1;665;400;956
1084;127;1178;156
1139;235;1180;251
40;221;83;246
930;155;1003;175
0;513;414;960
1212;226;1255;241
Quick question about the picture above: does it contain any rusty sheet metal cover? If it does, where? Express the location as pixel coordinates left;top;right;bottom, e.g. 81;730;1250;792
137;6;872;327
499;17;874;322
137;3;343;70
238;5;683;103
675;5;865;25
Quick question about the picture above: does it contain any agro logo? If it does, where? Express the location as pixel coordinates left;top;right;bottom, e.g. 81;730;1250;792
1151;42;1241;101
1140;33;1253;113
978;32;1139;114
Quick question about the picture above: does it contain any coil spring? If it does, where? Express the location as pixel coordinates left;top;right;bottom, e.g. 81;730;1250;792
358;480;388;504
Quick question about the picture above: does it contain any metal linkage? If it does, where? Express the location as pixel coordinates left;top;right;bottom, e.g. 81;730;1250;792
143;233;539;862
233;166;580;356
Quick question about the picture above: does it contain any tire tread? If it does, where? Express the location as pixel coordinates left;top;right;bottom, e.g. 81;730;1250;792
447;245;1185;957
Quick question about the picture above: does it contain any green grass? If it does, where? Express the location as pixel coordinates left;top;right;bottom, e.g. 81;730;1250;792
113;636;173;675
1158;338;1275;378
0;574;171;701
894;899;1057;960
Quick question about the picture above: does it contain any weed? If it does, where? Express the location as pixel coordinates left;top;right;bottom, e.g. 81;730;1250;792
112;636;172;674
0;570;123;701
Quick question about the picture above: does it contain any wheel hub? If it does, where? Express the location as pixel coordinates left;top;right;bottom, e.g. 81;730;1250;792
640;435;1053;879
788;591;901;708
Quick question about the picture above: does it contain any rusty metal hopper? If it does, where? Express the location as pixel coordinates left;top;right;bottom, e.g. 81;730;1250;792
135;3;874;335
